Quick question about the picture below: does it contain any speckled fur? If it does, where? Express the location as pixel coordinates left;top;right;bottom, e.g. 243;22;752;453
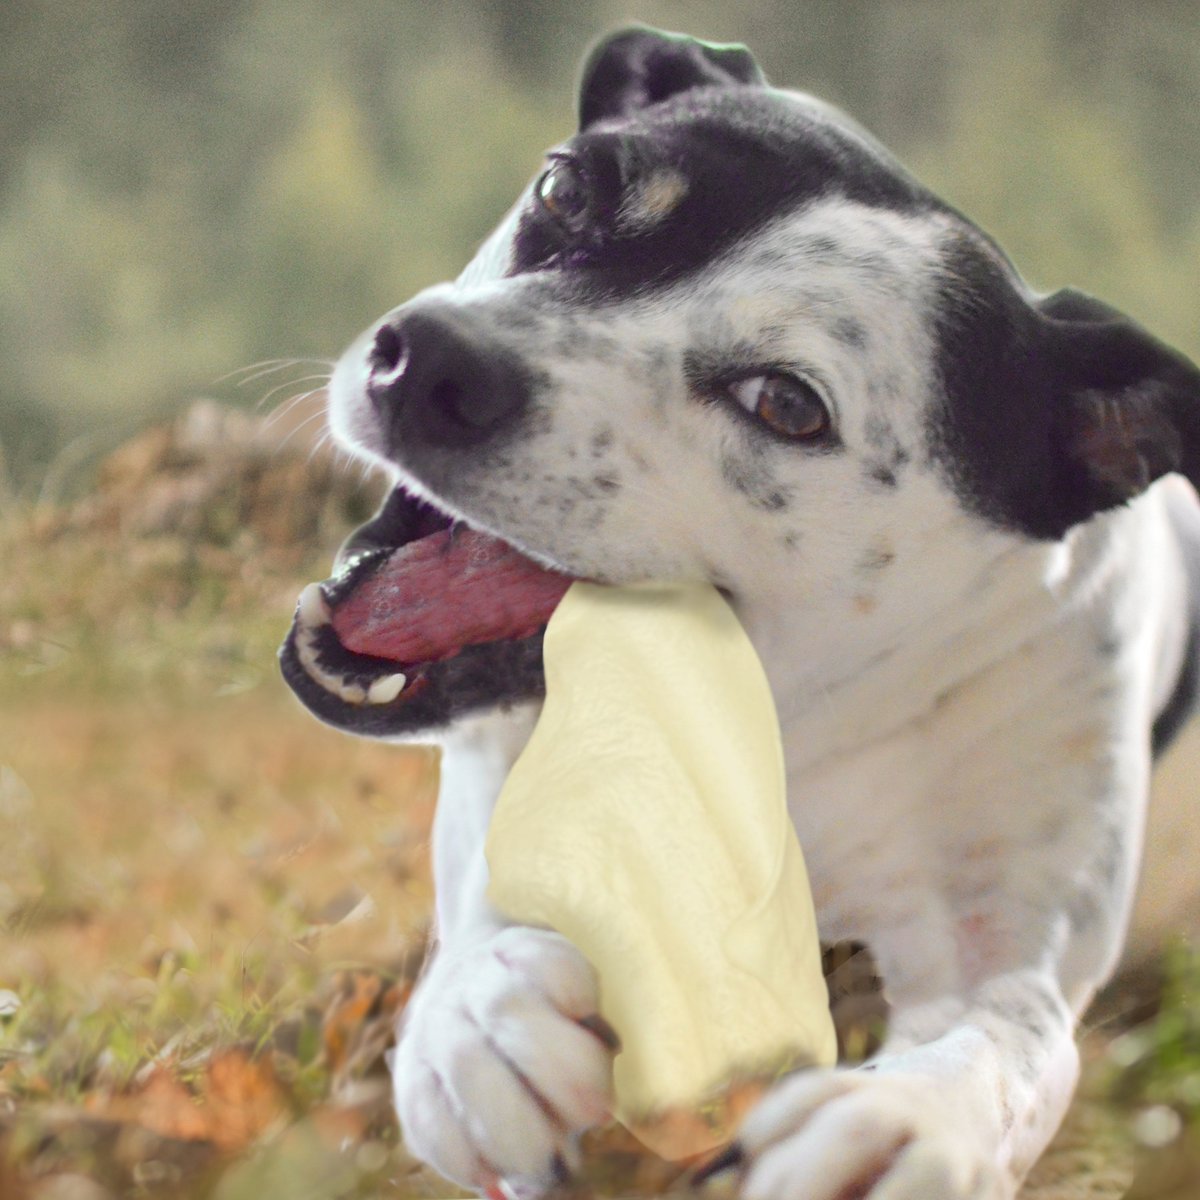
319;28;1200;1200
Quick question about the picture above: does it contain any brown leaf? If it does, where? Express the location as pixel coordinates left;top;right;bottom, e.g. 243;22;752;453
321;970;409;1080
199;1048;288;1152
86;1066;209;1143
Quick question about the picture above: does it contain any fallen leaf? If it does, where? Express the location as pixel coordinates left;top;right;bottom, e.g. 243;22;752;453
321;970;408;1081
85;1066;208;1143
201;1048;289;1151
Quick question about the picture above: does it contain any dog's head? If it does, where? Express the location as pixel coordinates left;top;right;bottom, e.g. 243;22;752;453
281;26;1200;737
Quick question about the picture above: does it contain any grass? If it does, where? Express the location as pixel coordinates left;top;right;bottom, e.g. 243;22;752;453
1102;945;1200;1198
0;412;1197;1198
0;440;445;1197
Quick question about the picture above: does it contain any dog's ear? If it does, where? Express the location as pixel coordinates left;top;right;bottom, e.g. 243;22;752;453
1040;288;1200;526
935;242;1200;538
578;26;766;131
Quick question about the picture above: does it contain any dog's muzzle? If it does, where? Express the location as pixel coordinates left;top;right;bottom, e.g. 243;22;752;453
280;304;573;737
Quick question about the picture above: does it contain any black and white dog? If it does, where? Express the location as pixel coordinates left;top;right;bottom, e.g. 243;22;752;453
281;27;1200;1200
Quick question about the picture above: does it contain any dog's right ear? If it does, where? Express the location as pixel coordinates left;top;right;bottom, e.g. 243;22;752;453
578;26;767;131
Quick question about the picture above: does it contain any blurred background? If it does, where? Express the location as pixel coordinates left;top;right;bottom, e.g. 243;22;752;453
0;2;1198;1197
2;0;1200;494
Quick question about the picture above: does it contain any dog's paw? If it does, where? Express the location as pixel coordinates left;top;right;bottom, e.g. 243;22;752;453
728;1070;1011;1200
391;925;617;1198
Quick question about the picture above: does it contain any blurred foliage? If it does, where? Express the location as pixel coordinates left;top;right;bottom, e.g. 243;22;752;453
1105;941;1200;1197
0;0;1198;494
1108;941;1200;1126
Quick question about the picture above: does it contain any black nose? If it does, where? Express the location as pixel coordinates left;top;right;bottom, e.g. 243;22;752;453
365;310;530;448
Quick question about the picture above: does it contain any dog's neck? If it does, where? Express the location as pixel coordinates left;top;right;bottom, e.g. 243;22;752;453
728;501;1130;769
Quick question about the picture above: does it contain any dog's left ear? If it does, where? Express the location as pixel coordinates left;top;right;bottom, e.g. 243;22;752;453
578;26;767;131
1041;288;1200;528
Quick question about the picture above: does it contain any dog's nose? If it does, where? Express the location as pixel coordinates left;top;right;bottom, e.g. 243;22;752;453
365;311;529;447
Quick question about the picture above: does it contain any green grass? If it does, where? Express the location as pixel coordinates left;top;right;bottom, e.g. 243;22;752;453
1108;943;1200;1121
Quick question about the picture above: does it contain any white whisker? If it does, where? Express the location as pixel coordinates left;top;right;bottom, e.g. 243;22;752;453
271;401;330;455
306;427;335;465
260;377;332;426
215;357;333;389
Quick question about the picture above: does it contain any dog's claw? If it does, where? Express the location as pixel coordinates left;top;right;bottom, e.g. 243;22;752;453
690;1140;746;1186
576;1013;621;1051
550;1150;571;1185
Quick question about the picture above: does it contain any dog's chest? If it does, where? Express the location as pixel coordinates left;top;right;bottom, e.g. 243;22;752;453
753;503;1175;948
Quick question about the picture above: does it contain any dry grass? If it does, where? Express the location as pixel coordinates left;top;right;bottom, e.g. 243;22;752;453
0;474;448;1196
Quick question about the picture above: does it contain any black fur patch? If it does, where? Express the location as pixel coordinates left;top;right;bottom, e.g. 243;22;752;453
859;545;896;572
831;316;868;348
720;451;769;498
931;240;1200;539
865;462;898;488
510;87;934;301
926;235;1071;539
578;27;766;131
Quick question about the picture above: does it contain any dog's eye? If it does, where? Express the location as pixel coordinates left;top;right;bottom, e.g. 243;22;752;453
535;158;592;235
729;372;830;440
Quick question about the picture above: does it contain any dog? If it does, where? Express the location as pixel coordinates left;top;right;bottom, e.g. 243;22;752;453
280;26;1200;1200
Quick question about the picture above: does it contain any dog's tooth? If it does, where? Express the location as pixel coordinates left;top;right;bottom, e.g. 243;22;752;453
298;582;332;628
295;622;367;705
295;626;333;686
367;673;407;705
293;594;387;708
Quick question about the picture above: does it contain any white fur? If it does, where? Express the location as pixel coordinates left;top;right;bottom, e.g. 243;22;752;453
326;164;1191;1199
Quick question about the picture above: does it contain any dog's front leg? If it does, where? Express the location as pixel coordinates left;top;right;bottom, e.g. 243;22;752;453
732;965;1080;1200
391;705;618;1198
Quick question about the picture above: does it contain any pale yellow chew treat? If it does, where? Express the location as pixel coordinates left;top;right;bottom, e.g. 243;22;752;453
484;580;836;1160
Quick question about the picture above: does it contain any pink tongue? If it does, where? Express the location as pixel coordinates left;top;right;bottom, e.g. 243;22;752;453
331;527;574;665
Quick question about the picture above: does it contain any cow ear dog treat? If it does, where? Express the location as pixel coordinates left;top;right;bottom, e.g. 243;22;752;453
485;580;836;1161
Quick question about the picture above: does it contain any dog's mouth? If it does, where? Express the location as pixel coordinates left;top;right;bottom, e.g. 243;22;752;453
279;485;577;736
